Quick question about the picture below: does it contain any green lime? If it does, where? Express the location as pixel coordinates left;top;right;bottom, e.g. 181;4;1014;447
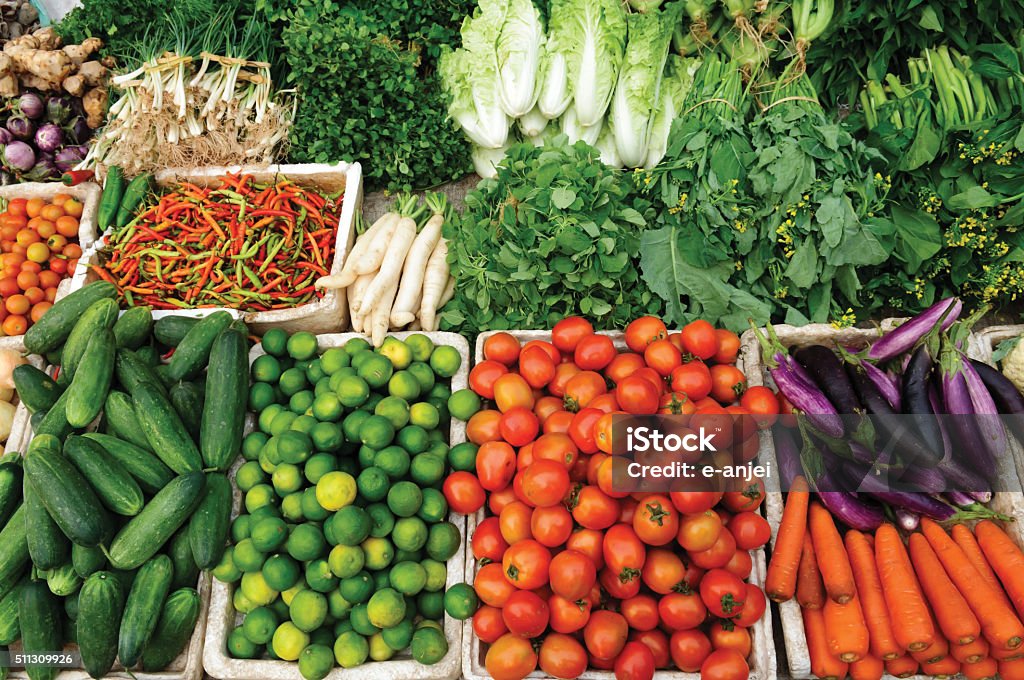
242;606;279;645
334;631;369;668
427;427;447;444
281;585;303;607
305;359;326;385
245;484;277;514
397;426;429;455
250;505;281;524
342;410;371;442
270;597;291;621
418;488;448;523
417;591;444;620
422;560;447;592
429;400;450;425
249;383;277;413
388;371;421;401
305;558;337;593
411;625;448;664
242;432;269;461
374;396;410;429
407;362;436;393
367;588;406;628
389;561;427;596
301;488;331;521
357;445;377;469
269;410;299;437
409;402;440;430
392;517;429;552
304;453;337;484
277;431;313;465
290;415;319;435
259;449;278;475
328;506;371;546
344;337;371;357
405;334;434;362
328;544;365;579
448;442;478;472
320;348;350;375
448;389;481;421
349;604;380;636
289;390;315;415
281;492;304;521
309;422;343;453
375;446;410;479
328;590;353;619
250;517;289;552
381;619;414;651
328;368;355;392
241;571;279;607
387;481;423;518
359;415;395;449
311;393;343;422
428;383;452;403
262;554;301;592
409;454;445;487
213;547;242;583
369;633;395;661
362;536;394;571
233;588;256;615
335;375;371;410
358;355;394;389
279;367;310;397
227;626;258;658
340;571;373;604
287;332;319;361
272;464;303;495
361;393;384;413
443;583;479;620
394;549;423;563
287;524;327;561
316;471;356;511
231;516;251;543
313;378;333;398
259;404;285;434
427;441;449;459
379;337;412;370
261;328;289;357
272;622;309;661
351;349;375;370
356;467;389;502
429;346;460;378
298;643;334;680
289;589;328;633
426;522;461;561
366;503;395;538
235;461;266;492
252;355;283;383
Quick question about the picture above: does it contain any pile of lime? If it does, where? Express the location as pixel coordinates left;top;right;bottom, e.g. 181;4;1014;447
213;330;479;679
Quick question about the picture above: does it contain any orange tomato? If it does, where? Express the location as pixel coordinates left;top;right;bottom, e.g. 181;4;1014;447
15;230;39;247
25;243;49;264
2;314;26;335
15;271;37;291
29;301;51;322
51;193;72;205
35;221;56;239
37;270;60;289
44;287;57;303
1;253;24;269
493;373;535;412
5;294;29;315
0;225;16;241
7;198;27;217
47;258;67;275
24;198;44;218
0;278;17;297
19;261;40;274
63;243;83;260
23;287;44;305
55;216;79;239
39;204;64;222
63;199;84;218
467;409;502;445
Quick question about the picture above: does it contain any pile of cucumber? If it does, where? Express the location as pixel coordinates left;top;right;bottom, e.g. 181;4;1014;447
0;281;248;680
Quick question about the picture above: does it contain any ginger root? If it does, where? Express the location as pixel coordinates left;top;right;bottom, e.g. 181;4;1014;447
4;32;73;91
83;86;107;129
0;53;16;97
62;37;102;66
77;59;107;86
62;73;84;97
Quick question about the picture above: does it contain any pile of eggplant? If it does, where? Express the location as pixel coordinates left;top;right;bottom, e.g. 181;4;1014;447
757;297;1024;532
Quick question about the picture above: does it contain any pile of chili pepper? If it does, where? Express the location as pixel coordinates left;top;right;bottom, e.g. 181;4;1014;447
92;173;342;311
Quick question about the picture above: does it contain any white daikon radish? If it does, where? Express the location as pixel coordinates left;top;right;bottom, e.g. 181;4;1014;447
419;238;450;332
391;193;446;327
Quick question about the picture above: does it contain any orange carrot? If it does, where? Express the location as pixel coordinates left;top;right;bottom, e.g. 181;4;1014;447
824;593;870;662
766;476;809;602
911;633;948;665
962;656;999;680
993;643;1024;660
952;637;990;665
845;529;902;660
976;520;1024;621
848;654;883;680
920;656;960;678
953;523;1014;612
908;532;981;645
803;606;849;680
884;655;918;678
874;523;935;652
921;517;1024;650
809;502;856;604
797;532;826;610
1000;657;1024;680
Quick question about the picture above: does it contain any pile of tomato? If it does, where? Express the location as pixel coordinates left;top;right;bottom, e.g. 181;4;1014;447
441;315;782;680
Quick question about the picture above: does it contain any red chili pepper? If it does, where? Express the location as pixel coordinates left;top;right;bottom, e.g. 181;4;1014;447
61;169;95;186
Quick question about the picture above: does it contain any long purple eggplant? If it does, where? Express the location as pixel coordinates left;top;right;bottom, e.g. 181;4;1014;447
939;361;997;482
943;490;975;507
847;363;937;466
773;427;803;489
852;470;958;520
962;359;1010;467
901;345;944;463
817;468;885;530
795;345;863;414
970;359;1024;443
864;361;901;411
867;297;962;361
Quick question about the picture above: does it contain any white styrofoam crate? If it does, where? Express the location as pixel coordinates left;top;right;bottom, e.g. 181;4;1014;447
0;180;102;253
203;331;470;680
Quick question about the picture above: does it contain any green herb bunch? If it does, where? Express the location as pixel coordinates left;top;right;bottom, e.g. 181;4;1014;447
441;137;663;333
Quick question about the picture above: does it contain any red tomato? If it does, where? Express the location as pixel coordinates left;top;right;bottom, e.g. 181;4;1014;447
533;432;578;468
699;568;747;619
549;363;581;398
473;604;508;643
552;317;594;353
549;594;592;634
443;471;485;514
549;549;598;600
584;610;629;660
484;332;521;366
632;367;665;394
534;396;563;422
494;373;535;412
521;460;571;508
733;583;766;627
659;391;696;417
565;528;605;570
470;360;508;400
640;549;685;595
722;479;766;513
499;501;534;544
709;621;751;657
467;409;502;445
498;408;540;449
710;364;747;405
681;320;718;360
476;441;516;492
678;510;723;553
472;516;509;562
670;630;713;672
616;375;660;415
575;334;616;371
690;407;734;448
729;511;771;550
724;549;752;580
614;641;656;680
594;412;617;455
670;490;723;514
690;528;737;569
597;456;630;500
564;370;607;412
569;407;604;454
670;362;712;401
485;633;538;680
519;345;556;389
713;329;741;365
588;392;620;414
543;410;575;435
621;594;660;631
658;591;707;631
526;504;568;546
502;590;549;638
631;629;671;669
600;566;642;599
602;523;646;583
700;649;749;680
740;386;780;428
488;486;518;515
522;340;561;365
539;634;588;680
632;494;680;546
502;540;551;590
605;352;646;385
475;562;516;607
572;485;620;530
625;316;668;353
644;339;682;377
777;393;798;428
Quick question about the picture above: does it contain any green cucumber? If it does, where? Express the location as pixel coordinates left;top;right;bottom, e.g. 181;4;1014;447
46;562;81;596
80;433;173;494
18;581;63;680
170;381;203;440
72;542;107;579
34;387;72;439
24;434;109;547
0;505;29;600
131;385;202;475
12;365;62;414
188;472;231;569
64;436;144;517
154;316;198;348
57;298;118;386
139;587;200;671
98;166;125;231
0;453;22;527
24;281;118;355
115;349;169;397
0;578;22;644
166;311;233;382
113;306;154;349
107;472;206;570
24;476;68;571
118;554;173;668
200;327;247;470
78;571;125;679
168;528;199;591
136;345;161;366
103;390;154;452
66;329;115;428
115;173;153;229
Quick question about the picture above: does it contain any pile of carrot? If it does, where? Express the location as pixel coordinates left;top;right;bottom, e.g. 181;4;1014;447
766;478;1024;680
92;173;342;312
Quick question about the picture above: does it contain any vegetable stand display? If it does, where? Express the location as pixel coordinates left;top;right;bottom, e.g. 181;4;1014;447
740;323;1024;680
75;163;362;334
202;331;469;680
968;325;1024;490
